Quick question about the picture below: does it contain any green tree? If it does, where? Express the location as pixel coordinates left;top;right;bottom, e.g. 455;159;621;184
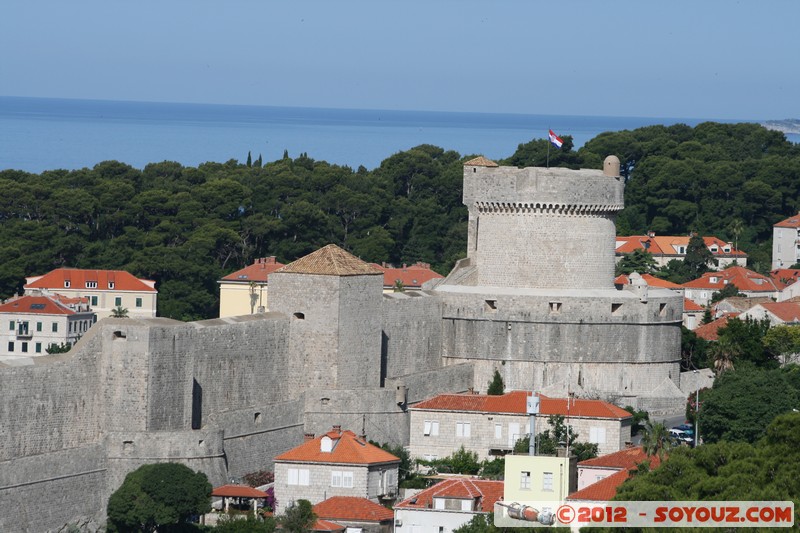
640;420;674;461
616;248;657;275
214;514;276;533
486;369;504;395
763;325;800;365
710;282;741;304
111;305;129;318
279;499;316;533
106;463;212;533
623;406;650;436
684;233;717;279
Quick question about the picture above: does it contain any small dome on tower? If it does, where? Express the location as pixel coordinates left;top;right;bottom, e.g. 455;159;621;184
603;155;621;177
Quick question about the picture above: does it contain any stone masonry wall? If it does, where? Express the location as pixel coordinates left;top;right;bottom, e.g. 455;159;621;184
381;291;443;379
337;275;384;389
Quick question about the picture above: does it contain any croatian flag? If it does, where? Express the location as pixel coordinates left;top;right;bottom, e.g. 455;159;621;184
548;129;564;149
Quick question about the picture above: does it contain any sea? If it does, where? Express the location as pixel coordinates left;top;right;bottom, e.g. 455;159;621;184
1;96;796;174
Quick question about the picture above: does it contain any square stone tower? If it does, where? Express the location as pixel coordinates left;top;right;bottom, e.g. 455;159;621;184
268;245;385;393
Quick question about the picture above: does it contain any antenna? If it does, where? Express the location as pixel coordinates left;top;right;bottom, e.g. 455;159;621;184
526;392;540;455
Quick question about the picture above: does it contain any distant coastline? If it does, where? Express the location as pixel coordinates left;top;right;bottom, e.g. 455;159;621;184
761;119;800;135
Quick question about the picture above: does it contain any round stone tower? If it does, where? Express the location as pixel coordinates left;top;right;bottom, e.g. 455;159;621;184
463;156;624;290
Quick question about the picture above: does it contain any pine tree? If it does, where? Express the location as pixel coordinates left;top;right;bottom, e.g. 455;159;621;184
246;151;252;167
487;369;504;395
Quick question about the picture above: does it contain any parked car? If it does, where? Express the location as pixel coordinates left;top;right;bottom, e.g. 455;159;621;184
669;428;694;446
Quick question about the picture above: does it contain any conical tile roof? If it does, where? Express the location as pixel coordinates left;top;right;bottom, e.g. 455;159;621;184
464;156;498;167
275;244;382;277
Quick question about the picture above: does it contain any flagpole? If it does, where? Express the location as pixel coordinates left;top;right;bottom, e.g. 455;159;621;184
546;129;551;168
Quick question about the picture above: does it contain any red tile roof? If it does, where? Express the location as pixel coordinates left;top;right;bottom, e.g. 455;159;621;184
312;519;345;532
221;257;285;282
683;266;778;293
211;484;268;498
755;302;800;323
0;294;85;316
25;268;156;292
683;298;704;312
570;447;663;502
395;478;504;512
615;236;665;255
567;468;630;501
370;262;443;289
276;244;383;277
693;313;739;341
274;428;400;465
615;273;683;289
410;391;631;420
313;497;394;522
578;446;654;470
770;269;800;289
615;235;746;258
464;156;498;167
774;213;800;228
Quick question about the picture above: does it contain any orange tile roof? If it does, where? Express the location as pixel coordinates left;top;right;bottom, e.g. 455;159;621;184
683;266;778;293
770;269;800;289
693;313;739;341
616;235;746;258
276;245;383;277
683;298;704;312
211;484;268;498
570;447;663;501
578;446;652;470
274;428;400;465
757;302;800;323
312;519;346;532
313;497;393;522
221;257;285;282
774;213;800;228
615;236;665;255
395;478;504;512
25;268;156;292
370;262;444;289
568;468;630;501
410;391;631;420
0;294;85;316
464;156;498;167
615;273;683;289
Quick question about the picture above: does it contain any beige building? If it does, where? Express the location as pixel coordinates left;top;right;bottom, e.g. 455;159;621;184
218;257;285;317
273;426;400;514
0;293;95;358
408;392;633;461
772;213;800;269
616;234;747;269
24;268;157;319
504;453;577;504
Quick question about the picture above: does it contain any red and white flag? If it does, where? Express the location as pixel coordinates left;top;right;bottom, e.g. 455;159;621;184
548;129;563;149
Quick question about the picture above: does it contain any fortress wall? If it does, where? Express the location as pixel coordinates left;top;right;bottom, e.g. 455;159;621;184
387;363;474;406
0;444;106;533
214;399;305;478
302;389;409;446
473;213;618;289
337;275;384;389
381;292;443;378
0;331;107;462
270;274;342;392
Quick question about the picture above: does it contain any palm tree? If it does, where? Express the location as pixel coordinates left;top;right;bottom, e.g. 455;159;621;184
111;305;129;318
641;420;673;461
727;218;745;253
710;335;740;375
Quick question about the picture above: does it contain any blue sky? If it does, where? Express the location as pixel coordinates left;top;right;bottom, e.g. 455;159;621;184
1;0;797;120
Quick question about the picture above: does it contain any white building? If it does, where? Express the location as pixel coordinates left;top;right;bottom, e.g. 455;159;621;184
408;392;633;460
772;213;800;269
24;268;157;319
0;293;95;357
273;426;400;514
394;478;504;533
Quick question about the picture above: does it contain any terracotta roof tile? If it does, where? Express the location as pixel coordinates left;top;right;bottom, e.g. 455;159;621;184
567;468;630;501
774;214;800;228
570;447;663;502
0;294;85;316
274;428;400;465
313;497;393;522
464;156;498;167
395;478;504;512
615;273;683;289
221;257;285;282
370;262;443;289
275;245;382;277
312;519;346;532
770;269;800;289
755;302;800;323
211;484;268;498
25;268;156;292
578;446;653;470
683;266;778;293
410;391;631;419
694;313;739;341
615;235;745;258
683;298;704;312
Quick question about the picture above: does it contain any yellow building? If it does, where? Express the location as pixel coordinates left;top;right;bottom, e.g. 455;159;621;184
504;453;577;503
218;257;284;317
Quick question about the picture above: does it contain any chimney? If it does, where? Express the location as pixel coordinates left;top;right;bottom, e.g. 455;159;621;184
332;425;341;433
468;387;474;394
304;433;315;442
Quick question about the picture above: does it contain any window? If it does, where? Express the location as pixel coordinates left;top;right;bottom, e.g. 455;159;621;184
91;296;98;306
495;423;502;440
331;470;353;488
549;302;562;313
64;281;70;288
287;468;310;486
21;342;27;353
109;282;115;289
589;427;607;444
86;281;97;288
678;246;686;254
7;341;13;352
35;342;41;353
434;498;445;510
659;303;667;317
520;471;531;490
423;420;439;436
115;297;122;306
461;500;472;511
135;298;143;308
52;323;58;333
8;321;13;331
456;422;471;438
543;472;554;491
611;303;623;315
18;321;29;335
484;299;497;312
36;322;42;332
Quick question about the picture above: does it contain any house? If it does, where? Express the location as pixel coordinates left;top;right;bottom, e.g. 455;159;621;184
573;445;658;491
615;234;747;269
771;269;800;302
218;257;285;317
693;313;739;342
504;453;577;503
713;296;774;318
683;298;705;330
408;391;632;460
771;213;800;269
313;496;394;533
394;478;504;533
682;266;779;306
370;262;444;293
614;274;704;329
740;301;800;326
273;426;400;514
24;268;157;319
0;293;95;358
